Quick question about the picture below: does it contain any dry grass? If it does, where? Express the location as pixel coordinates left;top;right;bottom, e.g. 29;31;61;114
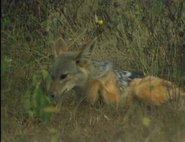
1;0;185;142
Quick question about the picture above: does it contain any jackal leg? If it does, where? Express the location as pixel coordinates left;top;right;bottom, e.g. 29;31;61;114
100;72;120;107
87;80;102;105
87;72;120;107
100;83;120;107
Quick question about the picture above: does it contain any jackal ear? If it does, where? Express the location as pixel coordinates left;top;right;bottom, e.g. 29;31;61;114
75;37;97;66
53;38;68;58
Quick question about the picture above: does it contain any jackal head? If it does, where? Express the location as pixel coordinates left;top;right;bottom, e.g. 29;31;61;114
48;37;97;98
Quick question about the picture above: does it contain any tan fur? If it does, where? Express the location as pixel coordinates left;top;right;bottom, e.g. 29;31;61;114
87;71;120;107
87;80;101;105
127;76;185;106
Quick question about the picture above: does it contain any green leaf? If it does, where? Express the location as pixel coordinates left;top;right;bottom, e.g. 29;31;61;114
33;107;41;119
4;18;11;26
42;69;49;80
134;4;140;15
33;88;43;108
46;75;52;91
32;74;40;87
4;56;12;62
32;87;52;121
41;21;47;26
41;95;51;108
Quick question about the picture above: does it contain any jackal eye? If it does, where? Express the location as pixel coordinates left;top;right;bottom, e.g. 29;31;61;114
60;74;68;80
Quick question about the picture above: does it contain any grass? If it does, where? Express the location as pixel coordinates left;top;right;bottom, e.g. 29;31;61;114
1;0;185;142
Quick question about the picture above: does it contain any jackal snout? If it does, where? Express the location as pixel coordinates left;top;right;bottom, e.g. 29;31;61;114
48;69;87;98
48;37;97;98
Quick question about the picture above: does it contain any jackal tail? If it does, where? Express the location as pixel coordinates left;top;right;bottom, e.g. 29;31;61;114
128;76;185;106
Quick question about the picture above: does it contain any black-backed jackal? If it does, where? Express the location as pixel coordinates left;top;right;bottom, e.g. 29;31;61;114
48;37;185;108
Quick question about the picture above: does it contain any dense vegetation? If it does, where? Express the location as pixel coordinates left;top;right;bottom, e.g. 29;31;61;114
1;0;185;141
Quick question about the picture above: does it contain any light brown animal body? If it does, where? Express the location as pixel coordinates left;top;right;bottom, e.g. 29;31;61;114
48;37;185;107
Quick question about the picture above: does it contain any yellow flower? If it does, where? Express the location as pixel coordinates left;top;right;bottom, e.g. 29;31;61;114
98;20;103;25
